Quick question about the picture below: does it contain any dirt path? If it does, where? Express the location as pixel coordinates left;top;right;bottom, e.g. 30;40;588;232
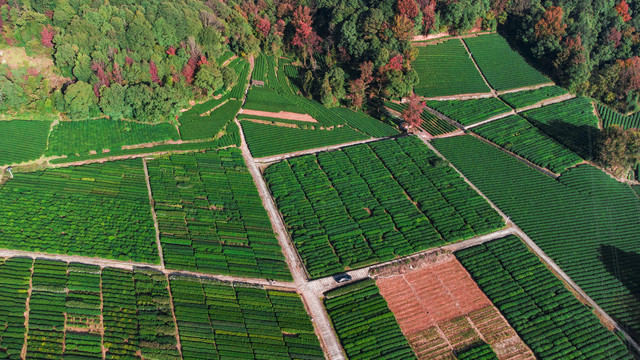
142;158;165;269
465;110;516;129
239;109;317;122
165;274;183;356
236;118;347;359
496;82;555;96
514;93;575;113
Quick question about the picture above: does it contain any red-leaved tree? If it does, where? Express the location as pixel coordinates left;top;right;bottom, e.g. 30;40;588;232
292;6;321;66
385;54;404;72
534;6;567;40
348;79;365;110
182;55;199;84
397;0;419;20
608;27;623;48
422;2;436;34
40;25;54;48
617;57;640;95
149;60;160;84
616;0;632;22
166;46;176;56
256;17;271;38
402;93;426;131
112;62;123;85
91;60;110;88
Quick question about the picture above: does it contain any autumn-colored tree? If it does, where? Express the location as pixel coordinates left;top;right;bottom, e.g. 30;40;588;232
256;17;271;38
111;62;123;85
125;56;134;66
422;2;436;33
149;60;160;84
615;0;632;23
534;6;566;40
384;54;404;72
348;79;365;109
360;61;374;85
617;57;640;95
392;14;414;41
397;0;419;20
608;27;623;48
292;6;321;66
555;36;586;69
274;19;285;36
182;55;199;84
597;125;640;177
91;60;109;88
401;93;426;131
40;25;54;48
166;46;176;56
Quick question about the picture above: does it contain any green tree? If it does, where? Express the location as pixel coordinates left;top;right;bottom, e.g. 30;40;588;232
64;81;97;119
99;84;130;120
194;63;223;96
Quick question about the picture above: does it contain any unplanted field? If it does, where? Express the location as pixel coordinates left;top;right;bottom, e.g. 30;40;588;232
376;255;534;360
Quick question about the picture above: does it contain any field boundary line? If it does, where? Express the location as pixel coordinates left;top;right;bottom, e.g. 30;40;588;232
164;273;183;357
142;158;165;269
459;37;497;97
465;110;516;129
496;82;555;96
253;136;391;165
20;258;34;360
512;227;640;354
514;93;575;113
420;92;494;101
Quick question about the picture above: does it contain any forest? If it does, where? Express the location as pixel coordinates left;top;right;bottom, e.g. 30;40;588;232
1;0;640;120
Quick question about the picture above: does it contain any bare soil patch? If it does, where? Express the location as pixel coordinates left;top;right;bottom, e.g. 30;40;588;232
0;47;69;89
240;109;318;122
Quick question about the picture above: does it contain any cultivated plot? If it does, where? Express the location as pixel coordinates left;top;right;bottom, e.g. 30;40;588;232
0;159;158;262
426;98;512;127
413;39;490;97
464;34;550;91
457;235;634;359
0;119;50;166
375;254;534;360
499;86;568;109
434;135;640;343
146;149;291;280
264;137;504;278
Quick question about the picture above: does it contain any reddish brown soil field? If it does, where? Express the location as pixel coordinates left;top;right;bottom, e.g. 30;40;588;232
376;255;534;360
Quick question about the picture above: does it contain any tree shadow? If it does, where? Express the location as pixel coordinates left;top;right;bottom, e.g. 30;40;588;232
528;118;600;160
599;244;640;341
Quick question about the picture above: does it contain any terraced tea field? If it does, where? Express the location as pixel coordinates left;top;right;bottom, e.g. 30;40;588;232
499;86;568;109
426;98;512;127
375;254;534;360
464;34;550;91
413;39;490;97
597;104;640;130
433;135;640;343
457;235;634;359
264;136;504;278
0;159;157;262
146;148;291;279
0;120;51;166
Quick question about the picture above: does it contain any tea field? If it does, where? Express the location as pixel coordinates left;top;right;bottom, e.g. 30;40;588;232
324;279;416;360
264;136;504;278
463;34;551;91
433;135;640;343
413;39;490;97
0;257;319;360
499;86;568;109
521;97;599;159
385;101;459;136
0;120;51;166
426;97;512;127
179;100;243;140
472;114;582;173
46;119;180;156
457;235;634;359
597;104;640;130
146;148;291;279
0;159;158;262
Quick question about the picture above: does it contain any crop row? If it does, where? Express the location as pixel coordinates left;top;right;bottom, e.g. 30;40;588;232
147;149;291;279
0;257;319;359
0;120;50;166
413;39;490;97
455;343;498;360
385;101;458;135
180;95;230;118
264;137;503;278
330;107;399;138
179;100;243;141
426;97;512;127
215;50;234;66
46;118;180;156
171;277;323;360
252;53;268;82
228;58;250;100
278;58;299;94
597;103;640;130
521;97;599;159
499;86;568;109
433;135;640;343
464;34;550;91
456;235;633;359
472;114;582;173
241;121;369;159
324;279;416;359
0;159;158;262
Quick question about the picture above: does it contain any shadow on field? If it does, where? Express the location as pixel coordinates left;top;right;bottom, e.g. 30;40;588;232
599;244;640;342
527;118;599;160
